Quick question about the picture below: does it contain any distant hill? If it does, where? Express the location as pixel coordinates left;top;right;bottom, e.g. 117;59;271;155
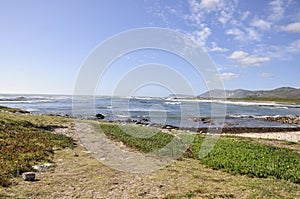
199;87;300;99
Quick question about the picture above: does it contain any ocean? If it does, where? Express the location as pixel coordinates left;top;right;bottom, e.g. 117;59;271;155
0;94;299;128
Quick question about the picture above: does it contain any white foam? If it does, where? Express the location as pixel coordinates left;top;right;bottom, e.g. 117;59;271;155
164;101;181;105
174;98;299;108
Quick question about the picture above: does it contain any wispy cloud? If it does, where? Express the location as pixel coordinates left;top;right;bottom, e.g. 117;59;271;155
241;11;250;21
228;51;248;59
186;0;239;46
208;42;228;52
187;28;212;46
228;50;270;66
280;22;300;33
264;39;300;60
240;55;270;65
287;39;300;53
259;73;274;77
219;72;240;80
226;27;260;41
197;0;225;13
226;28;245;41
251;18;272;30
268;0;285;21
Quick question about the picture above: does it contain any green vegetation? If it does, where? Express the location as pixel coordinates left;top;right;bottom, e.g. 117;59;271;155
1;104;299;189
0;115;299;198
0;106;74;187
227;97;300;104
100;122;300;184
100;123;174;153
191;135;300;183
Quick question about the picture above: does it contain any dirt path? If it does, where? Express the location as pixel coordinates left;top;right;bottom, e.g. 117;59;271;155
74;122;172;173
1;122;299;199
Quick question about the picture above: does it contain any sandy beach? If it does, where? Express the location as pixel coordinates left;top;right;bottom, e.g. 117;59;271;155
229;131;300;142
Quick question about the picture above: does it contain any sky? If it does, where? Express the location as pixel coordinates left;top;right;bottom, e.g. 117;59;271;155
0;0;299;96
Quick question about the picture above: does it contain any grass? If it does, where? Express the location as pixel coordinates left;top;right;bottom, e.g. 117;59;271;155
0;106;74;187
100;122;300;184
227;97;300;104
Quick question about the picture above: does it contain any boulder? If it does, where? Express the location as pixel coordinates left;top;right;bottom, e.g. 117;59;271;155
95;113;105;119
22;172;36;181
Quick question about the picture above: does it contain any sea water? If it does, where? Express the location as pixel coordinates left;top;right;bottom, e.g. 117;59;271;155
0;94;299;128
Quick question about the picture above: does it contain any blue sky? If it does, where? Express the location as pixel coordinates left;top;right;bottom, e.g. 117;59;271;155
0;0;299;96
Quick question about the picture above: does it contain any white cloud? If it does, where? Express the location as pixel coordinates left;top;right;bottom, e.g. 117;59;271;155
240;55;270;65
245;28;261;41
228;50;271;66
281;22;300;33
226;28;260;41
259;73;274;77
228;51;248;59
241;11;250;21
251;18;271;30
209;46;228;52
226;28;245;41
287;39;300;53
199;0;224;12
188;0;238;27
218;10;232;25
187;28;212;46
264;40;300;59
208;42;228;52
268;0;285;21
219;72;240;80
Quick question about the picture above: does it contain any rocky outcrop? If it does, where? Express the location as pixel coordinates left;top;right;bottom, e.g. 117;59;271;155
260;116;300;125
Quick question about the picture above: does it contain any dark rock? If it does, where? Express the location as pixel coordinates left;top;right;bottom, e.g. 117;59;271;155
95;113;105;119
140;118;149;122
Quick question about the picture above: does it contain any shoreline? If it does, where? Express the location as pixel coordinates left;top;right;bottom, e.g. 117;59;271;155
43;112;300;134
172;97;300;106
1;105;300;197
2;105;300;141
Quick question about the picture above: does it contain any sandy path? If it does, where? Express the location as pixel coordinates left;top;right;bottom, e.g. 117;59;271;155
1;121;299;198
74;122;173;173
230;131;300;142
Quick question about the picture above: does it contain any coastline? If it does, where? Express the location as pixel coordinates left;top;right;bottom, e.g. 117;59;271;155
1;106;299;198
171;97;300;107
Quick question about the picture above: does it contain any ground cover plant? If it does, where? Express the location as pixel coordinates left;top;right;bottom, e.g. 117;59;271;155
100;122;300;184
0;107;74;187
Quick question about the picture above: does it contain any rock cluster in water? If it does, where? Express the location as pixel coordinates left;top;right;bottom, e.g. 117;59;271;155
261;116;300;125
